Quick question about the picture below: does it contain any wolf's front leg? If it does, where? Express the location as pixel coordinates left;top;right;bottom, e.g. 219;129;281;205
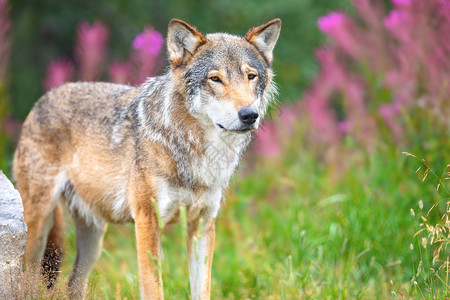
187;218;216;300
135;208;163;300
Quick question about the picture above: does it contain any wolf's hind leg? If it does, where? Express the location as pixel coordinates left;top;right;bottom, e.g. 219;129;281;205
22;182;59;272
67;213;107;299
25;209;55;265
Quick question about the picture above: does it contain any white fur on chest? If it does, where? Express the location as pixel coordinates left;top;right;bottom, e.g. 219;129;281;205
190;128;247;188
155;177;222;225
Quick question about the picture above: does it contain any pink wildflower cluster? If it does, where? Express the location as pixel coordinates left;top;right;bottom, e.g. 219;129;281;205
110;27;164;85
44;59;74;91
253;103;301;158
254;0;450;158
76;21;109;81
44;22;164;91
131;28;164;84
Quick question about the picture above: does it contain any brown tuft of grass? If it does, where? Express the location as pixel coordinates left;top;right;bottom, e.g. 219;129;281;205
20;262;102;299
403;152;450;298
22;262;69;299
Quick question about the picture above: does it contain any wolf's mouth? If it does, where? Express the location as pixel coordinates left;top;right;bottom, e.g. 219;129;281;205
217;123;254;133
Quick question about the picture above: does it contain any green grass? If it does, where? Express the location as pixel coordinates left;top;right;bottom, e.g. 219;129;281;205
50;146;448;299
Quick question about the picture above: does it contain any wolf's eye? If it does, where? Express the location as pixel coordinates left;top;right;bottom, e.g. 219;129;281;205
210;76;222;83
248;74;257;80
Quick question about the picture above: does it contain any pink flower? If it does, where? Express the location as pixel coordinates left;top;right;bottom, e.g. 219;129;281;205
76;21;109;81
44;58;74;91
109;61;131;84
384;10;402;29
131;28;164;84
352;0;385;29
392;0;413;6
253;122;281;157
133;29;164;56
315;48;345;88
318;12;363;58
318;12;346;34
302;0;448;153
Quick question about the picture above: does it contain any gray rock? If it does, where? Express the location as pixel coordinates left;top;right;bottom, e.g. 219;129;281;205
0;171;27;299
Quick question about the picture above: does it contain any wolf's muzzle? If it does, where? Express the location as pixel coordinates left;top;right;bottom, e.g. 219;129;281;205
238;107;259;125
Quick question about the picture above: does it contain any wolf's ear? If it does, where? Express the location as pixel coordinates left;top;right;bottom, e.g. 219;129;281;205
167;19;207;66
245;19;282;64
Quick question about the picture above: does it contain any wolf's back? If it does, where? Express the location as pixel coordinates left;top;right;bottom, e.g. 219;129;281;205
27;82;133;137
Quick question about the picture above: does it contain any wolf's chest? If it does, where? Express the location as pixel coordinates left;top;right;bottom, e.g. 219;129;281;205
154;178;222;225
180;132;249;188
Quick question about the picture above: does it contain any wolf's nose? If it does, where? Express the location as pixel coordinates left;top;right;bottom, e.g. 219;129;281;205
238;107;259;125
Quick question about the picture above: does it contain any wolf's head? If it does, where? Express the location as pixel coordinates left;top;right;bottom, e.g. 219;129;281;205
167;19;281;134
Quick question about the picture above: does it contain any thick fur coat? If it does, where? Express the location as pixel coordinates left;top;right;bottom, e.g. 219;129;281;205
13;19;281;299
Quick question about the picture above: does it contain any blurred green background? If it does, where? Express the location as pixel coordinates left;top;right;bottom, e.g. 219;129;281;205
1;0;449;299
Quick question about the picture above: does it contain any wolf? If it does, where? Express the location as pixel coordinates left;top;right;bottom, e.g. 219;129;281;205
13;18;281;299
